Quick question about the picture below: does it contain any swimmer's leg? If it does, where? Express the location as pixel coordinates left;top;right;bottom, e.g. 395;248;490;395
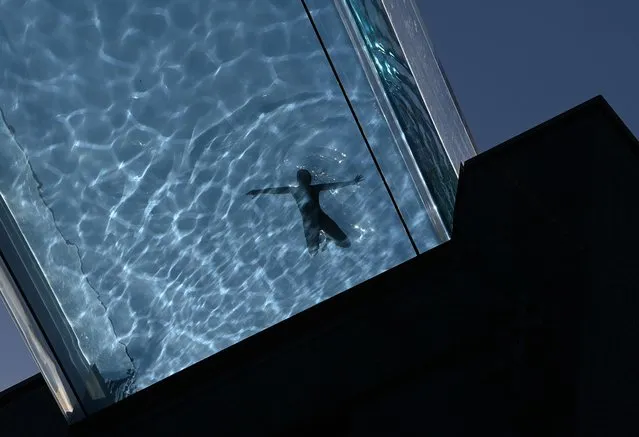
302;218;321;255
319;213;350;248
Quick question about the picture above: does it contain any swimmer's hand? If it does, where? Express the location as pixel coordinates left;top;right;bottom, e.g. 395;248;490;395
246;189;259;196
353;174;364;184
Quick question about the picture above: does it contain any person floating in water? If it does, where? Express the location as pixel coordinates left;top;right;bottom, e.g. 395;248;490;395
247;169;364;255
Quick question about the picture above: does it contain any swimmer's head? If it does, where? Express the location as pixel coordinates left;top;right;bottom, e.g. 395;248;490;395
297;169;312;186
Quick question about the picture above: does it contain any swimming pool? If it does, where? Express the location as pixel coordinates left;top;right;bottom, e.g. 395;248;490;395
0;0;474;420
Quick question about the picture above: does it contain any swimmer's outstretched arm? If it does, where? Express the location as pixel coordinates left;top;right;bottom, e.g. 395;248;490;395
246;186;292;196
316;174;364;191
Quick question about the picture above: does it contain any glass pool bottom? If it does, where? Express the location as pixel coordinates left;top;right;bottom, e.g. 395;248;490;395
0;0;456;416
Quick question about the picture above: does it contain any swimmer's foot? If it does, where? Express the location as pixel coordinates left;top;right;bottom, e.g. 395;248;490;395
319;233;329;252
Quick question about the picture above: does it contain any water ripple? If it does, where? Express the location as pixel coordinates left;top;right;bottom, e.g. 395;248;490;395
0;0;431;400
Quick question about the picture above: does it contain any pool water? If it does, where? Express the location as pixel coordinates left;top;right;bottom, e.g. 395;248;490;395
0;0;447;413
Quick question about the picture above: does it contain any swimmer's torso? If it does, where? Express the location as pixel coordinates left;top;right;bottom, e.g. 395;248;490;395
292;186;322;219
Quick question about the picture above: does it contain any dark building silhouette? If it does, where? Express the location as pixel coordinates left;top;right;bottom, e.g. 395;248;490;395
1;96;638;436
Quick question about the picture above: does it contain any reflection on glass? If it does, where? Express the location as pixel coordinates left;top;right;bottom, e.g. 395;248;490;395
0;0;450;417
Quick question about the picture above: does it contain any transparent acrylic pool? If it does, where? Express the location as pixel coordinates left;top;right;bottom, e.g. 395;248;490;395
0;0;472;419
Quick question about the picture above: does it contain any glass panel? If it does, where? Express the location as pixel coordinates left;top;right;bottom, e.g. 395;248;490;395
337;0;460;233
308;0;474;238
304;0;442;252
380;0;477;174
0;0;441;417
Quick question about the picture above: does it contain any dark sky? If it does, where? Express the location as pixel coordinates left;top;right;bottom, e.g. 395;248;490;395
1;0;637;392
417;0;638;152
